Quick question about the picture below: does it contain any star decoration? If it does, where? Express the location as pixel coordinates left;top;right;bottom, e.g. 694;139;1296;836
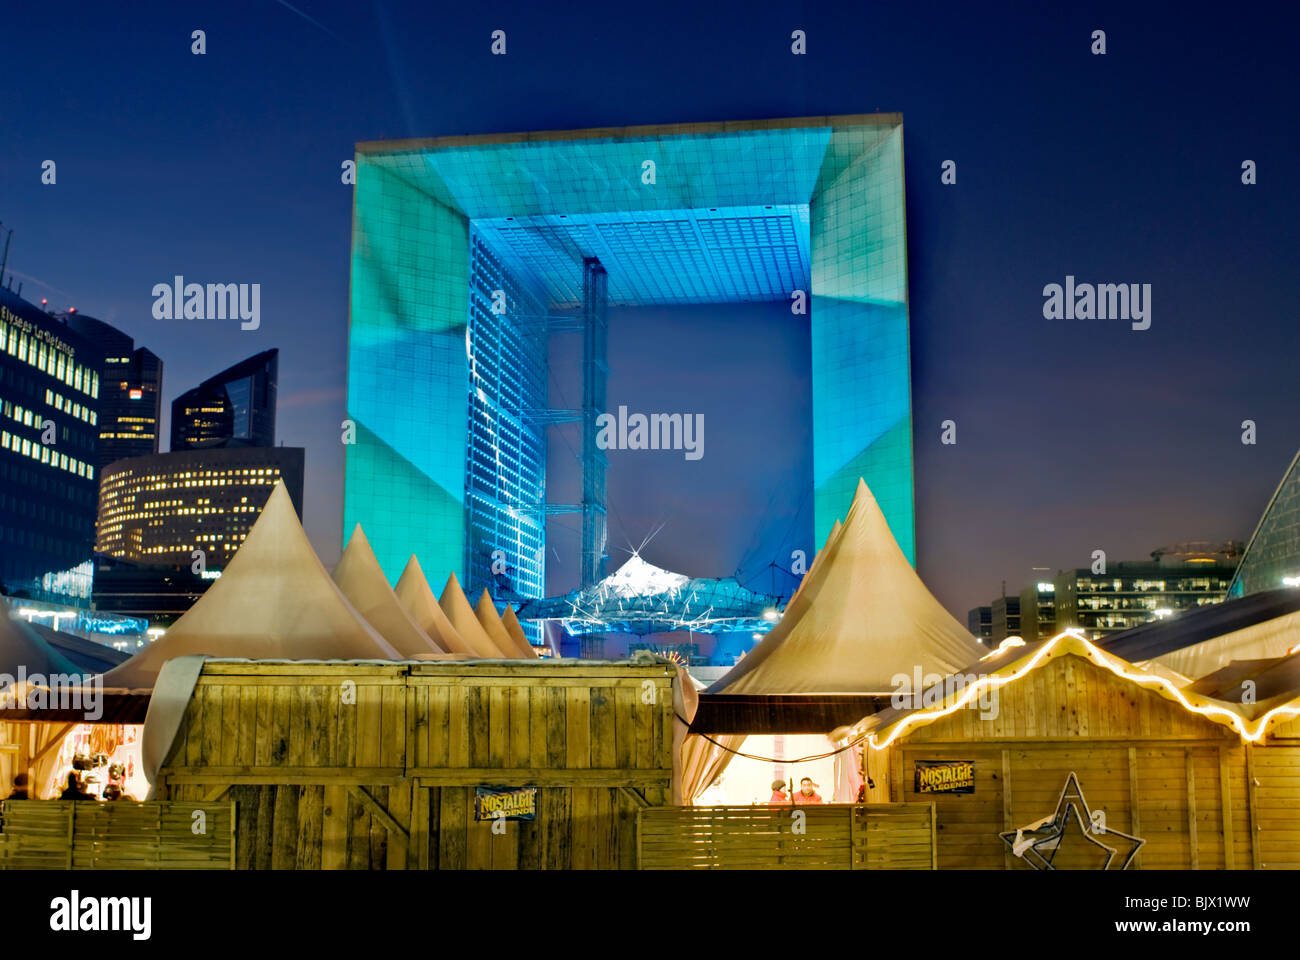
1000;772;1145;870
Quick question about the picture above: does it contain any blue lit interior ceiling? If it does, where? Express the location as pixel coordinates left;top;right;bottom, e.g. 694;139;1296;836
473;206;811;307
347;116;915;641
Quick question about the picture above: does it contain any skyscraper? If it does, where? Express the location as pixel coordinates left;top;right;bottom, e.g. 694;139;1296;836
0;287;102;605
170;349;278;450
60;310;163;471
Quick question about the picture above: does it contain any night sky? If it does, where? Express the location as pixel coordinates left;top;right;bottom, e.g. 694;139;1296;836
3;1;1297;619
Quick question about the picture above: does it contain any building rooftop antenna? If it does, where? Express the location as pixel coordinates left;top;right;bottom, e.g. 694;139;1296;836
0;221;12;289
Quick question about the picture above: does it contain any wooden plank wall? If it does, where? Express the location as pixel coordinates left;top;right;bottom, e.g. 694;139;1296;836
637;803;935;870
873;653;1293;870
1253;745;1300;868
0;800;233;869
157;661;676;870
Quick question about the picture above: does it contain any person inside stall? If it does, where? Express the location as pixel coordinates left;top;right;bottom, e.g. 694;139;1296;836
58;772;96;801
768;779;790;804
9;773;30;800
793;777;823;804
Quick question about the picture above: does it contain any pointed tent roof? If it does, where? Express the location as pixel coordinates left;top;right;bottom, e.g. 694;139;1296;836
334;525;446;656
501;606;537;658
475;590;527;659
439;573;509;658
0;602;82;678
393;556;477;656
101;481;400;692
707;478;985;696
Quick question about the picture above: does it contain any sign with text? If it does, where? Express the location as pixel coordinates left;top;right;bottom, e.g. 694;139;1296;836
473;785;537;821
914;759;975;794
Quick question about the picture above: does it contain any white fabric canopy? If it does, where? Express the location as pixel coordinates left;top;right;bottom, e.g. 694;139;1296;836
439;573;509;658
708;478;985;695
501;606;537;658
101;481;400;692
475;590;533;658
1151;608;1300;680
394;556;477;655
334;525;445;656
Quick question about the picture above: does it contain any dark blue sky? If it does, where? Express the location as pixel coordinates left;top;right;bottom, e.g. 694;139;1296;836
3;1;1297;617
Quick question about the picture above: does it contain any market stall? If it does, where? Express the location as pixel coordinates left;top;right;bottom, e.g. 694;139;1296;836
680;478;985;804
840;631;1300;869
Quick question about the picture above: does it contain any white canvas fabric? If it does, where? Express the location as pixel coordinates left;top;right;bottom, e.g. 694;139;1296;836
500;606;537;658
334;525;445;656
101;482;400;693
394;556;477;655
474;590;531;659
1152;608;1300;680
439;573;510;658
708;478;985;695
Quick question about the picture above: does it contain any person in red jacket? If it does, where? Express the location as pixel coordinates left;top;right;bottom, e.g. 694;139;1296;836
768;779;790;804
793;777;823;804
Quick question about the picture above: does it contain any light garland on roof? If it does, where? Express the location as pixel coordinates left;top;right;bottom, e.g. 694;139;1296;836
856;630;1300;751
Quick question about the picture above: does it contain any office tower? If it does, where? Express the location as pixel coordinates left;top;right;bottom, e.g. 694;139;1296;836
170;349;278;450
0;288;102;604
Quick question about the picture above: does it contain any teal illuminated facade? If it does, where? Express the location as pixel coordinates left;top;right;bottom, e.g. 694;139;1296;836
345;114;915;610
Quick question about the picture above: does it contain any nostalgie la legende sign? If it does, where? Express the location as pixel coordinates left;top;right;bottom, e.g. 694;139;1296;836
473;786;538;821
914;759;976;794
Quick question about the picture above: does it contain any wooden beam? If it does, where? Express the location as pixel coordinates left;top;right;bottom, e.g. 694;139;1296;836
30;723;77;765
201;785;229;802
321;785;347;870
1001;750;1013;871
890;748;904;804
1185;749;1199;870
1218;745;1236;871
163;766;405;786
1126;746;1142;870
1245;744;1260;870
617;786;650;808
349;785;409;842
929;801;938;871
410;767;670;788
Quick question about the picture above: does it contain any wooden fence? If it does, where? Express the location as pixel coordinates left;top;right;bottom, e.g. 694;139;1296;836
637;803;936;869
0;800;234;869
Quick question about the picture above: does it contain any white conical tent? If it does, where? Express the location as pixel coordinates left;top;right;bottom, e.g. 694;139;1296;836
439;573;509;658
394;556;476;655
101;481;401;693
334;525;446;656
707;478;985;695
501;606;537;658
474;590;530;659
